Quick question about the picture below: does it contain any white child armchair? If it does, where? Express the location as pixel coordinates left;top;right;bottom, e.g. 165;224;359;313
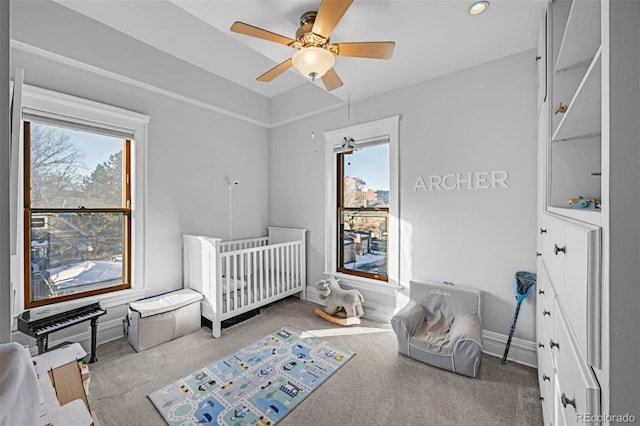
391;280;483;378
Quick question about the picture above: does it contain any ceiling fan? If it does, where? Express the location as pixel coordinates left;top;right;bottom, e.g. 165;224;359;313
230;0;395;91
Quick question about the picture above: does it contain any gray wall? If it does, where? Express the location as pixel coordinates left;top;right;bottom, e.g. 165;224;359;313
8;0;538;351
270;50;538;343
608;0;640;415
1;0;10;343
9;1;271;347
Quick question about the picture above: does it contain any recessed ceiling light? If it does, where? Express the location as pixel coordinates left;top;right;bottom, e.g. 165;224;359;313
468;1;490;15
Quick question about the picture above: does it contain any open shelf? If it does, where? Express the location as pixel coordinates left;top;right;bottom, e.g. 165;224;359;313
553;48;601;141
554;0;601;72
547;206;601;227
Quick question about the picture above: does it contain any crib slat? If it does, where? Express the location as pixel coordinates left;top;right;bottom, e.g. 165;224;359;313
251;250;257;303
267;247;274;297
284;245;289;292
239;253;245;308
224;255;231;313
260;249;265;300
287;244;292;292
291;244;296;290
274;246;279;295
292;243;297;289
280;245;285;293
284;245;289;293
296;243;300;287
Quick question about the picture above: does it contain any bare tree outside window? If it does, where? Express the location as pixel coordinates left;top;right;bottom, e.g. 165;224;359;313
29;124;85;208
25;121;131;307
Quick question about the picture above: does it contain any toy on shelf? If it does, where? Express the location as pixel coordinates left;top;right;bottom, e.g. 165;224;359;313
569;196;598;209
314;276;364;326
554;102;568;114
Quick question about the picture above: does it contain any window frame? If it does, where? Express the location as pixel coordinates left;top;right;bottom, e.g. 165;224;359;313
336;150;390;281
23;120;133;308
13;84;150;314
324;116;400;289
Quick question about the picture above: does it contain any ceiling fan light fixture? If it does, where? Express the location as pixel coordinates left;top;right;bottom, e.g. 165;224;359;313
292;47;335;79
468;1;489;15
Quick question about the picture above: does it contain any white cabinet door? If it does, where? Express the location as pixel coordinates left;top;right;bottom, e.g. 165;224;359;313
559;219;601;367
554;301;600;426
540;213;601;366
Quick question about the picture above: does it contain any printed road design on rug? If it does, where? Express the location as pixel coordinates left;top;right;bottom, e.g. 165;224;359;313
148;326;355;425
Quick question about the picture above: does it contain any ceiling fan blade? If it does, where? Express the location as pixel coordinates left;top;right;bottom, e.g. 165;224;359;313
257;58;293;82
334;42;395;59
312;0;353;39
321;67;343;91
230;21;296;47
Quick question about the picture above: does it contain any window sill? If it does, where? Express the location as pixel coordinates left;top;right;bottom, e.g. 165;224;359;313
324;272;403;295
84;288;149;309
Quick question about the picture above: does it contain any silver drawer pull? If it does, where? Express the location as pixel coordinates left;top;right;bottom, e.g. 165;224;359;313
538;289;545;295
540;228;547;234
549;339;560;349
543;374;550;382
538;342;545;348
554;244;566;255
543;310;551;317
561;392;577;409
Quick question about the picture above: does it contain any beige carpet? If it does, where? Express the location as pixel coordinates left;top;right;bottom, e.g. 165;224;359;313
87;297;542;426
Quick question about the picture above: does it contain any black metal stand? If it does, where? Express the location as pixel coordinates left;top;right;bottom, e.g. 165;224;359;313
89;317;99;363
36;334;48;354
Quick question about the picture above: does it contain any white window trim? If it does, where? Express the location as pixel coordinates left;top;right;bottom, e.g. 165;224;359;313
324;115;400;289
12;84;150;317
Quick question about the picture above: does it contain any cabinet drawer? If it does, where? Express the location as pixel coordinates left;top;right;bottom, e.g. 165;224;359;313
540;213;601;367
553;303;600;426
536;264;556;351
560;220;601;367
553;378;569;426
537;343;555;426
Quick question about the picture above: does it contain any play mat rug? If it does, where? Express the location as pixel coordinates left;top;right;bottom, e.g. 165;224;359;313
148;326;355;425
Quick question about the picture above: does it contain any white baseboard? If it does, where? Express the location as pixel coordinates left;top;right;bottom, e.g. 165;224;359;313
306;285;395;324
26;289;537;370
308;285;537;368
482;330;537;368
27;317;127;357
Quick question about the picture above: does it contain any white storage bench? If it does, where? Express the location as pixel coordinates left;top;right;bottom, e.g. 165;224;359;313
127;289;203;352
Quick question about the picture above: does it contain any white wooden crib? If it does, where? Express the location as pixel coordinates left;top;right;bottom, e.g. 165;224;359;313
182;227;306;337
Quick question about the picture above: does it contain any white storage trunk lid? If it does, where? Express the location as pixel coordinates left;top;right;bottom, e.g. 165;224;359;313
129;289;203;318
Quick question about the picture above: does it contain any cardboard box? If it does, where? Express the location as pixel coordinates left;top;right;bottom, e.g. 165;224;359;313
32;343;93;426
47;361;89;412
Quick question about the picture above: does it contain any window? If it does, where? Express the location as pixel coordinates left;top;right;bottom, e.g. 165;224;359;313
337;144;389;281
324;116;399;288
14;84;149;311
24;121;131;307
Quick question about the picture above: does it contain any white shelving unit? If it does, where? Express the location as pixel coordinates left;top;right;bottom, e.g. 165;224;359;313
546;206;601;227
552;48;601;142
538;0;640;422
547;0;602;225
538;0;603;424
554;0;601;72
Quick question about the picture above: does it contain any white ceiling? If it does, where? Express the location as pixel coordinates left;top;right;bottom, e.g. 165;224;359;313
53;0;546;104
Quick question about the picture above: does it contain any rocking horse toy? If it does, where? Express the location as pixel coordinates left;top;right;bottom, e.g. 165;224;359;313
314;276;364;326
